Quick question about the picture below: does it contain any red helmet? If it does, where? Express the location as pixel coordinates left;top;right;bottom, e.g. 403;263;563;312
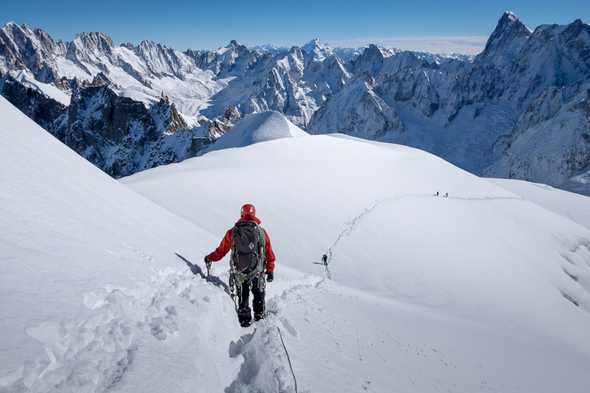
240;203;256;218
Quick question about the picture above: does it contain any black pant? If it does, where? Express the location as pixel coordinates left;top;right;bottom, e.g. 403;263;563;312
237;276;265;325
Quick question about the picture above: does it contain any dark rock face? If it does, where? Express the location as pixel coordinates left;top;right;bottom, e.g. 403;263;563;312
0;76;67;132
2;76;208;178
64;87;201;177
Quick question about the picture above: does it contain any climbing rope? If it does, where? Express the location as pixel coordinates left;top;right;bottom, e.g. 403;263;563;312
276;326;298;393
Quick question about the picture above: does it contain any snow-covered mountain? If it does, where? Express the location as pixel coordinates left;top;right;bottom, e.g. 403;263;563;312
4;96;590;392
123;110;590;393
0;96;243;391
201;111;308;153
309;13;590;194
0;22;224;114
1;12;590;193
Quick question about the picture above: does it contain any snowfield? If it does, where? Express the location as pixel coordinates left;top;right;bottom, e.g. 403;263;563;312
0;97;240;392
492;178;590;230
125;112;590;391
201;111;308;154
2;100;590;392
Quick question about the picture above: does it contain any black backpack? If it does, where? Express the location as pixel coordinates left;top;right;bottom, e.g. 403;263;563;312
231;221;266;280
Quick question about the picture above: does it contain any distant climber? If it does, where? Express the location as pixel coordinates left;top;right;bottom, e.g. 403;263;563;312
322;254;328;266
204;204;276;327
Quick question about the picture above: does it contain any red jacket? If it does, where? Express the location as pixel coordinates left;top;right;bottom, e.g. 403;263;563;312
206;216;276;273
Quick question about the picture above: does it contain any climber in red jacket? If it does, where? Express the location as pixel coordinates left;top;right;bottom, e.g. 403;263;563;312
205;203;276;327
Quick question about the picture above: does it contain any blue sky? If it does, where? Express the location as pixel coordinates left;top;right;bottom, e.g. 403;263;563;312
1;0;588;50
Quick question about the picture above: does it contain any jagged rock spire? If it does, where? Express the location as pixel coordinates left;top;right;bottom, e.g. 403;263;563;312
481;11;531;60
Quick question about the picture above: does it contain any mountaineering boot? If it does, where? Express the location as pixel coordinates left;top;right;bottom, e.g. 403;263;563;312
252;276;266;321
238;306;252;327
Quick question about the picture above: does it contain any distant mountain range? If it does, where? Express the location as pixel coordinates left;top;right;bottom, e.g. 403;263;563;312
1;12;589;194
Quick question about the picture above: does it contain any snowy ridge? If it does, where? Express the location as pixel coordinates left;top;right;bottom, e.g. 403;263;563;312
0;96;238;391
125;130;590;392
203;111;308;153
492;178;590;230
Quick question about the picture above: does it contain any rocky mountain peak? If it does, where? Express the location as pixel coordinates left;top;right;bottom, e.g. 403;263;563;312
500;11;519;24
351;44;385;74
561;18;590;42
73;32;114;53
0;23;60;82
227;40;240;48
121;42;135;50
480;11;531;60
2;21;29;37
302;38;321;50
302;38;333;61
137;40;165;52
1;22;55;51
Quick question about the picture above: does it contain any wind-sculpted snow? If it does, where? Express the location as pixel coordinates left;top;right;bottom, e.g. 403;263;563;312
5;270;239;393
203;111;308;153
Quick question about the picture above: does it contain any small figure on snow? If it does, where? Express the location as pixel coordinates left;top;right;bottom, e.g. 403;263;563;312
322;254;328;266
204;204;276;327
435;191;440;197
444;192;449;198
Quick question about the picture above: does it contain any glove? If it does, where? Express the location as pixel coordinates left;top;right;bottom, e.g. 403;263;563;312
266;271;274;282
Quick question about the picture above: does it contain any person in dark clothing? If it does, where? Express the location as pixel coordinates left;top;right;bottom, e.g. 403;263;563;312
204;204;276;327
237;276;265;324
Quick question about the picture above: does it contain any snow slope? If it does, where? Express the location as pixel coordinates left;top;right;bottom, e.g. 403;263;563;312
0;97;244;392
492;178;590;230
203;111;308;153
3;95;590;392
124;125;590;392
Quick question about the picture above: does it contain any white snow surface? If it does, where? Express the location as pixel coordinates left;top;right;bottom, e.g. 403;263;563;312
10;70;71;106
492;178;590;230
0;97;241;391
203;111;308;153
3;96;590;392
124;130;590;391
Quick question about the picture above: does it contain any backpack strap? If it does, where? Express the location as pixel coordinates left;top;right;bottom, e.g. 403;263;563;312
258;226;266;263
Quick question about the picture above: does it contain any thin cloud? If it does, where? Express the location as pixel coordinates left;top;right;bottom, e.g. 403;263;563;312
325;36;488;55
